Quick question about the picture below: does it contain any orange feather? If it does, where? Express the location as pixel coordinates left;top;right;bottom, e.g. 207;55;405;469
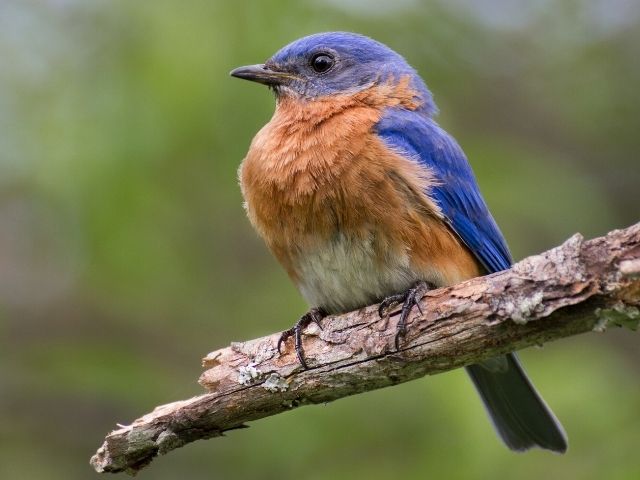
239;77;480;313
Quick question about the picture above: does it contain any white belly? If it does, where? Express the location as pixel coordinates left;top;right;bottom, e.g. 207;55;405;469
295;231;422;314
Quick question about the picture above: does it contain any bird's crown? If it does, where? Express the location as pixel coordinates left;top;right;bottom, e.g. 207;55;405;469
231;32;436;116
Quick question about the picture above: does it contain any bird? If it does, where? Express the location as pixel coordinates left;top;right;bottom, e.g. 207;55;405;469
231;31;568;453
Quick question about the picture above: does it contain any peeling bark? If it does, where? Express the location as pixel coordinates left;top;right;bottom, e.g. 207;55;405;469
91;223;640;474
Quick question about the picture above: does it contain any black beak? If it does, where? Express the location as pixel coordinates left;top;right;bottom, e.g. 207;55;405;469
229;64;296;86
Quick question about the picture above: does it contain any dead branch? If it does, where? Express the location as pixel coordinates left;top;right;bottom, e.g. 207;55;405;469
91;223;640;474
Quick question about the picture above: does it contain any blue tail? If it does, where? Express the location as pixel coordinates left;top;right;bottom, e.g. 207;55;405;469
466;353;567;453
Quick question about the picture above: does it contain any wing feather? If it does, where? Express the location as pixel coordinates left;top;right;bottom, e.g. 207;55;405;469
375;109;512;274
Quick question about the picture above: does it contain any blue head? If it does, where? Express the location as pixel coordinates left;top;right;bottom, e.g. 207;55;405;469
231;32;437;116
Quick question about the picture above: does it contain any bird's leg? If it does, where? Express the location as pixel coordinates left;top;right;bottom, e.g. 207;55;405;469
277;307;327;369
378;281;433;350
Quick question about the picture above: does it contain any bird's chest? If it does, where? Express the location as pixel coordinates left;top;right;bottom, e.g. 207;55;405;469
238;97;468;313
239;97;385;259
240;140;426;313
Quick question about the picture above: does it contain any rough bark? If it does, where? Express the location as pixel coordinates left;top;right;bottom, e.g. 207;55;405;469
91;223;640;474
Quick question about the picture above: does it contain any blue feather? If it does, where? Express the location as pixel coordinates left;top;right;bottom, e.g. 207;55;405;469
268;32;437;115
375;108;512;274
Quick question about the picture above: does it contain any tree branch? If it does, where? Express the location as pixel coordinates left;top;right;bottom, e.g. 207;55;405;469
91;223;640;474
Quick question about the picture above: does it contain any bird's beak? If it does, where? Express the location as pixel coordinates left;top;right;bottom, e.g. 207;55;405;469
229;64;296;86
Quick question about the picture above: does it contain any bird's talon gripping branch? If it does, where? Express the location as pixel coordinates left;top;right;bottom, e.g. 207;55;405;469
378;293;406;318
277;307;327;369
378;281;432;350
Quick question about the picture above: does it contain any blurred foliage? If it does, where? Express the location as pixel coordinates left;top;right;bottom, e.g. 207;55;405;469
0;1;638;479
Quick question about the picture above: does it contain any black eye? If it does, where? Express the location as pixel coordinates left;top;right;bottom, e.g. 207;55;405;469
310;53;334;73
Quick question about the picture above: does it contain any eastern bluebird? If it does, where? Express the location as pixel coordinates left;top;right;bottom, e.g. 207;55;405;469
231;32;567;453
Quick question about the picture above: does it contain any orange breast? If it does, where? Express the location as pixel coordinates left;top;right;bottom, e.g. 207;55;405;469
239;80;480;313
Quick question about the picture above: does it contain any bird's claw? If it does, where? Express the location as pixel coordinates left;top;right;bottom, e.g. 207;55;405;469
377;293;406;318
378;281;432;350
277;307;326;369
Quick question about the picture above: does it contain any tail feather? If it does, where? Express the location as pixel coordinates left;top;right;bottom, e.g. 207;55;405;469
466;353;567;453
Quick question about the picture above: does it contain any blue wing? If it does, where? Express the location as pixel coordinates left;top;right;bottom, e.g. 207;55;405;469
375;108;512;274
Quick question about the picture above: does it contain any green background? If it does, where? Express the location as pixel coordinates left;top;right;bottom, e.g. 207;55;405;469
1;1;638;479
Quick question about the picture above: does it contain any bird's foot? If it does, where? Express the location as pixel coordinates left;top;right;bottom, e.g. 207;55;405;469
277;307;327;369
378;281;432;350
